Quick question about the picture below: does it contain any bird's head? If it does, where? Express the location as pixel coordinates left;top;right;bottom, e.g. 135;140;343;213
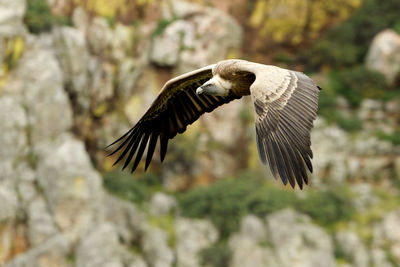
196;75;232;96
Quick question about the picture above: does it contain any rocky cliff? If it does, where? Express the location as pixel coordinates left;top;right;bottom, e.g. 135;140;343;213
1;1;400;267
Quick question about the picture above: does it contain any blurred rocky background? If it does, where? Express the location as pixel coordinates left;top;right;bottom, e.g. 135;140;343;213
1;0;400;266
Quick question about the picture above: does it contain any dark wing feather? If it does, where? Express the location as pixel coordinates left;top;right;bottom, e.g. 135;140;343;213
108;66;241;173
253;71;320;189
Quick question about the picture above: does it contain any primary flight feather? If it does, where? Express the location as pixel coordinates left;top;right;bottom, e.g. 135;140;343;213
108;59;321;189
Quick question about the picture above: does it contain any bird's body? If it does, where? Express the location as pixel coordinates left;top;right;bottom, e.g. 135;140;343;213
108;59;320;189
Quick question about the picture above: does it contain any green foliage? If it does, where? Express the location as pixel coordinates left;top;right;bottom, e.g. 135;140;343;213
376;128;400;145
245;187;297;217
200;243;232;267
302;41;359;70
328;66;387;107
103;170;151;203
274;52;296;64
336;114;363;133
299;187;354;227
151;18;176;38
24;0;71;34
302;0;400;70
180;178;257;239
180;174;355;238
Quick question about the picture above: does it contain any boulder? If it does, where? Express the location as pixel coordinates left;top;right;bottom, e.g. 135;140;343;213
0;0;26;36
151;0;242;73
175;218;218;267
229;215;277;267
311;119;350;184
149;192;177;216
336;230;370;267
265;209;335;267
142;225;174;267
371;248;394;267
366;29;400;86
71;6;90;33
373;209;400;264
350;183;378;212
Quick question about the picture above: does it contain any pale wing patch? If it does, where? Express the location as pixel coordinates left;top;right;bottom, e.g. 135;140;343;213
251;70;320;189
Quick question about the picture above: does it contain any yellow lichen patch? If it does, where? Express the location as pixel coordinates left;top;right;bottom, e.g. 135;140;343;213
93;102;108;117
1;36;25;93
73;176;89;198
250;0;363;44
11;37;25;66
103;156;116;172
72;0;155;19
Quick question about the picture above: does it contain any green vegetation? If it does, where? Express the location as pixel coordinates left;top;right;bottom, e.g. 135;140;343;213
180;173;355;239
151;18;177;38
103;170;161;203
200;243;232;267
180;177;256;239
376;128;400;145
300;186;354;228
302;0;400;70
328;67;387;107
245;186;297;217
24;0;71;34
299;0;400;130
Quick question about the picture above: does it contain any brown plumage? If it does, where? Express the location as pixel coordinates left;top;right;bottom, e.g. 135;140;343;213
107;59;321;189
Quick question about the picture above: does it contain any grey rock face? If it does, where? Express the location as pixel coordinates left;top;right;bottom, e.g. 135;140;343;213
366;29;400;86
87;17;113;55
35;134;103;242
0;186;18;222
27;197;58;247
149;192;177;216
150;0;242;73
142;226;174;267
0;0;26;36
311;117;397;185
5;234;72;267
0;96;28;162
234;215;266;242
4;45;73;144
229;215;276;267
53;26;91;109
336;230;370;267
266;209;335;267
373;209;400;264
104;194;147;244
76;223;124;267
175;218;218;267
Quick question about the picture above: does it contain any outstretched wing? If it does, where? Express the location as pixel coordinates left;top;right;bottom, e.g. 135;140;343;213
108;65;241;173
252;70;320;189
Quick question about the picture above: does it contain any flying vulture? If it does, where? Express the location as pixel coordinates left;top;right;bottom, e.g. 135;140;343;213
108;59;321;189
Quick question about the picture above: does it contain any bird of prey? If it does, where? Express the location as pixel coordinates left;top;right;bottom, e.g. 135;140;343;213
108;59;320;189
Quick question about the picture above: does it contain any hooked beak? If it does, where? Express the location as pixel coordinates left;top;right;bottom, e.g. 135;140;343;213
196;83;216;95
196;86;204;95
